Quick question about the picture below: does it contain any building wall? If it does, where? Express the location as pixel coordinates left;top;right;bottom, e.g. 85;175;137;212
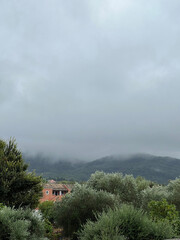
40;186;70;203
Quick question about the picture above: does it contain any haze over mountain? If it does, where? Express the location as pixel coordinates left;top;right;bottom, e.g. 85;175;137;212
25;153;180;184
1;1;180;160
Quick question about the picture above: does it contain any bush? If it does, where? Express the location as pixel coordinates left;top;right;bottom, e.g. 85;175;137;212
87;171;140;207
148;199;178;222
168;178;180;211
0;203;4;210
148;199;180;235
44;218;53;239
54;183;118;239
78;205;175;240
135;176;156;191
39;201;55;223
141;185;169;210
0;206;47;240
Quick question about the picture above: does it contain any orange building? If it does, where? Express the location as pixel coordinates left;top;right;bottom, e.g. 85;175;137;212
40;182;72;203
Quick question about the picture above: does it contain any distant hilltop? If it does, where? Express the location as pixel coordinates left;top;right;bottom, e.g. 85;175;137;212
25;153;180;184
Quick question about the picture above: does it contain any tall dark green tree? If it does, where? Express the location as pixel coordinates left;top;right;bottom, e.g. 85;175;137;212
0;138;42;208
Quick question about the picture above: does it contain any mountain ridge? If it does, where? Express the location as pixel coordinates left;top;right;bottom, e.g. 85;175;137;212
25;153;180;184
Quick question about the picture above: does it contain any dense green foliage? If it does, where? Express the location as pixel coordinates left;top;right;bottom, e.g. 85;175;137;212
26;153;180;184
168;177;180;211
87;171;154;207
51;171;180;239
78;205;174;240
54;183;118;239
43;218;53;240
141;185;169;210
148;199;178;222
1;137;180;240
0;139;42;208
0;206;46;240
39;201;55;223
0;203;4;210
148;199;180;235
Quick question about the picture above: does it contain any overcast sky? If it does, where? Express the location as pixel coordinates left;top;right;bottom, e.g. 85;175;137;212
1;0;180;160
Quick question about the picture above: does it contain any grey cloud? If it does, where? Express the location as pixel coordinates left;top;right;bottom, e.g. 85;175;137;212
1;0;180;160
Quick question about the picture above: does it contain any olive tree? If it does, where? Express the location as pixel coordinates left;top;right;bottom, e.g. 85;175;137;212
0;206;47;240
78;205;174;240
167;178;180;211
54;183;118;239
87;171;142;206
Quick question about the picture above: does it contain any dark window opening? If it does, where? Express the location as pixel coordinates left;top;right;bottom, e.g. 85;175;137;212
52;190;68;196
53;190;60;196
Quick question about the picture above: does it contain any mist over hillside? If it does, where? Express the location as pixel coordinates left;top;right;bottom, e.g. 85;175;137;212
25;153;180;184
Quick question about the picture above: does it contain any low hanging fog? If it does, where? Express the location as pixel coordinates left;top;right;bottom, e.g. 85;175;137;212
1;0;180;160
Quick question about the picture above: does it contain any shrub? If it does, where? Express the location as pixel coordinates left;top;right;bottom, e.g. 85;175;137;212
0;206;47;240
0;203;4;210
44;218;53;239
78;205;175;240
141;185;169;210
54;183;118;239
167;178;180;211
135;176;156;191
148;199;178;222
39;201;55;223
148;199;180;235
87;171;140;207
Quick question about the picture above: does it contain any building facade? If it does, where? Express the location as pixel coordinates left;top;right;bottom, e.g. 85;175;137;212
40;182;72;203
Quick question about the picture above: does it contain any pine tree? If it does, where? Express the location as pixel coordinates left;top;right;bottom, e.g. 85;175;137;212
0;138;42;208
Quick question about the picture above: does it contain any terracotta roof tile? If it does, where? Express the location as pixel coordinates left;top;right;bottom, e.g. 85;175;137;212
44;183;68;191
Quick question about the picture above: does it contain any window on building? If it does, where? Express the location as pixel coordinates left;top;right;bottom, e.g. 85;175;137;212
53;190;60;196
52;190;68;195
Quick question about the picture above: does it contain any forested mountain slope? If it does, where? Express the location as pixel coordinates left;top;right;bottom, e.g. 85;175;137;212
25;154;180;184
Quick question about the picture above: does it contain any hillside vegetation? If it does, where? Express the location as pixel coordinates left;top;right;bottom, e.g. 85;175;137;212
25;153;180;184
1;139;180;239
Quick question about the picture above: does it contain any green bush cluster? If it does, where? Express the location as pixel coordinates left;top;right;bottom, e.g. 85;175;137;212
0;206;47;240
51;171;180;239
87;172;140;206
78;205;174;240
54;183;118;239
87;171;157;208
39;201;55;223
141;185;170;211
148;199;180;235
168;178;180;211
148;199;178;222
43;218;53;240
0;203;4;210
